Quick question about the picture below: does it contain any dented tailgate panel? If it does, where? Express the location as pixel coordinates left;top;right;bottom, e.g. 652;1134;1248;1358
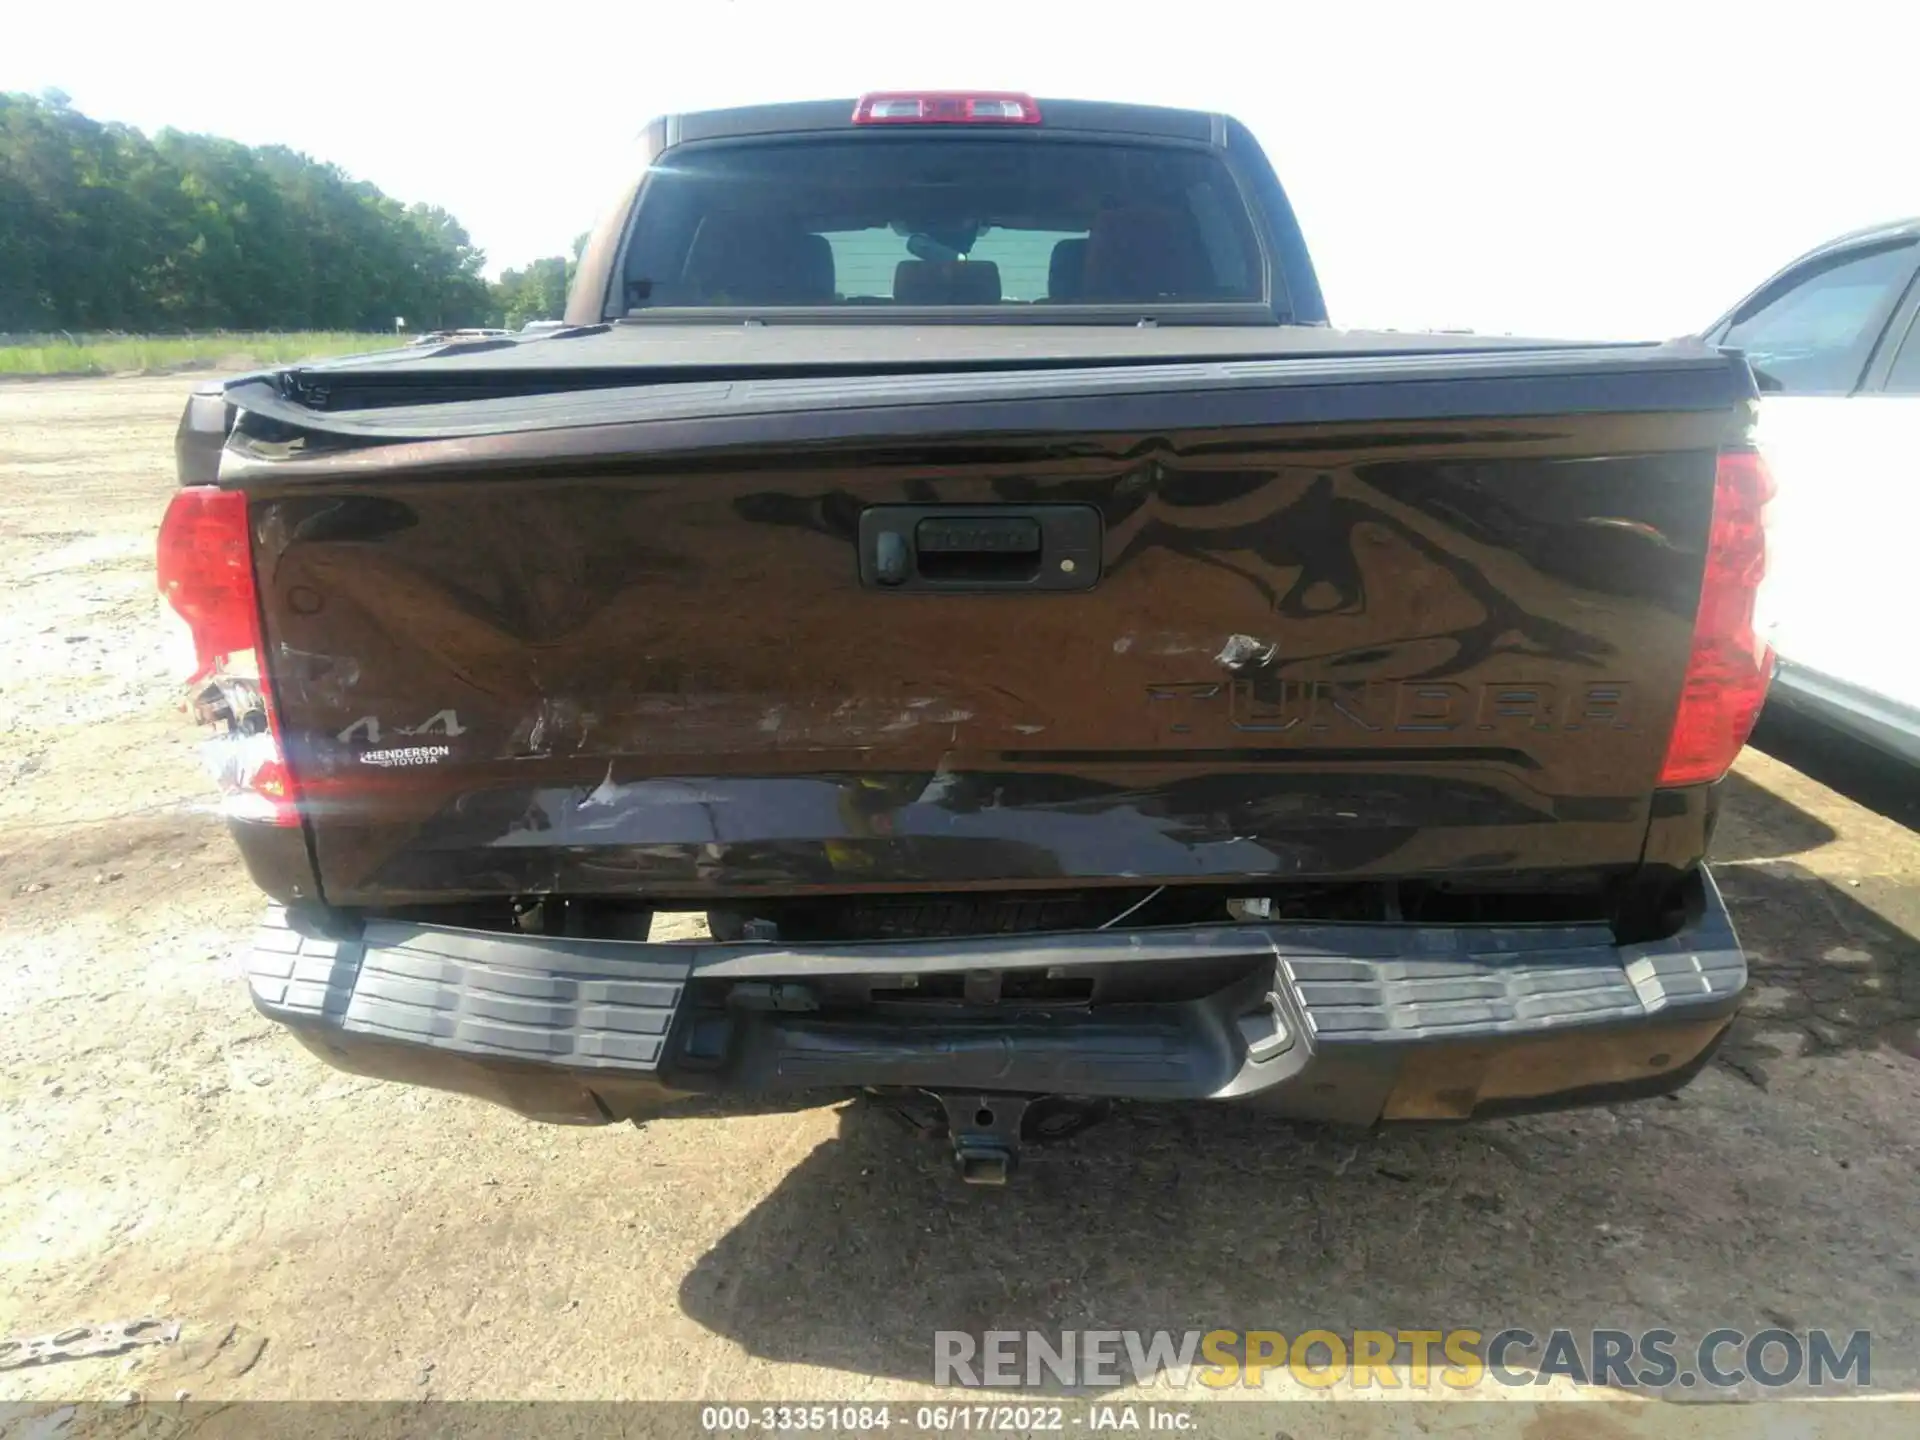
247;407;1725;906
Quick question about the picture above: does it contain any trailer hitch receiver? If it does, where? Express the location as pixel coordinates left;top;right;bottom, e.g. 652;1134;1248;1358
938;1094;1030;1185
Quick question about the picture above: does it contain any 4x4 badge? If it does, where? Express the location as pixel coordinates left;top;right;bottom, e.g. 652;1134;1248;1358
336;709;467;745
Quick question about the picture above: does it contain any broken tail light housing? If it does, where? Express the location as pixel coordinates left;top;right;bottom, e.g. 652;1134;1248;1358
1657;448;1775;788
157;486;299;826
852;91;1042;125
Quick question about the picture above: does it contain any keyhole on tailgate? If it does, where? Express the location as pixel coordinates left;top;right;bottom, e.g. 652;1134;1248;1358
874;530;909;585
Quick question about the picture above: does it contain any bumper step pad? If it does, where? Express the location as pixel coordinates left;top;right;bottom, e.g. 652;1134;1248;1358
247;911;689;1072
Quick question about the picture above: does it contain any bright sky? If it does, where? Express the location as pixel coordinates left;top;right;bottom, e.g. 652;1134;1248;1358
8;0;1915;338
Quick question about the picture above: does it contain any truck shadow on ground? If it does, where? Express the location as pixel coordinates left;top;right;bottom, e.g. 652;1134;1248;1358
679;828;1917;1398
0;805;227;908
1750;710;1920;832
678;1039;1912;1398
1715;727;1920;1070
1715;860;1920;1073
1710;770;1837;861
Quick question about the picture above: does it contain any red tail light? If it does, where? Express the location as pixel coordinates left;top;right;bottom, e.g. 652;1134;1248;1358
852;91;1042;125
157;487;299;826
1657;449;1775;787
156;486;253;685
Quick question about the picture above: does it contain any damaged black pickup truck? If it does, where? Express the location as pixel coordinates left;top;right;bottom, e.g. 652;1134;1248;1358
161;93;1769;1181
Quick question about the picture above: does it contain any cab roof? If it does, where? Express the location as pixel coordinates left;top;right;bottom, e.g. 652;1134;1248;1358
656;97;1227;149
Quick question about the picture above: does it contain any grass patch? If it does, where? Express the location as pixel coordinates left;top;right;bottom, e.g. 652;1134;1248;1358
0;332;402;377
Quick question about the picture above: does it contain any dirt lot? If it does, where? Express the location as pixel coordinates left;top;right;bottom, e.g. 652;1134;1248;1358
2;377;1917;1416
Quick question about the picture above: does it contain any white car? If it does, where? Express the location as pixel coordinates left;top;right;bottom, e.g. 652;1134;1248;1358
1705;218;1920;764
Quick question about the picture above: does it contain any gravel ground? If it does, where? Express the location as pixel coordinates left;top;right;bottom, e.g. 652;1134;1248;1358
1;377;1915;1424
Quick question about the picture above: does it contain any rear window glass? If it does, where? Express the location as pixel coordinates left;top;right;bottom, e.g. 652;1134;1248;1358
620;136;1263;309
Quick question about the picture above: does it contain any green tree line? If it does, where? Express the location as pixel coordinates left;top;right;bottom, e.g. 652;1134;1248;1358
491;249;586;332
1;91;579;334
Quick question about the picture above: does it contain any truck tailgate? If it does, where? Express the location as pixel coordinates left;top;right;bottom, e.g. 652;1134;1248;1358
227;345;1749;907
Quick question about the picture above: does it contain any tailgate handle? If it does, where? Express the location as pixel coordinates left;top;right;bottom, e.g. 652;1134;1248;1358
916;515;1041;555
859;505;1101;592
914;516;1040;581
